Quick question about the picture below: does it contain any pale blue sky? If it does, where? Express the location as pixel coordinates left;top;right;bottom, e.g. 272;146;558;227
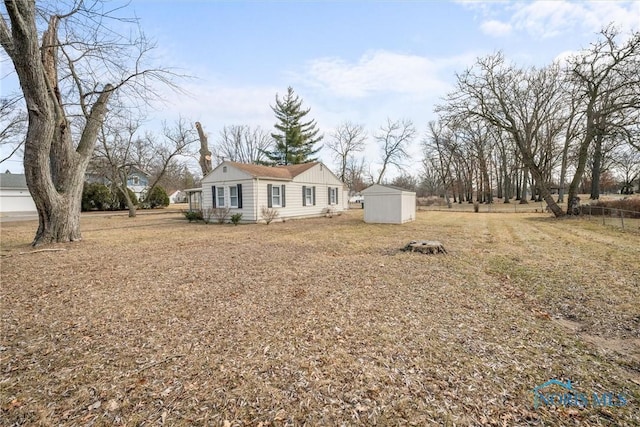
2;1;639;176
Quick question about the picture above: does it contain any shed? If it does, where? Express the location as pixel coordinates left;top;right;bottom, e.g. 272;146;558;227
361;184;416;224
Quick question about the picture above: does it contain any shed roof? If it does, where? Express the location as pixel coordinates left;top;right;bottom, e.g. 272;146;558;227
361;184;416;194
227;161;318;180
0;173;28;189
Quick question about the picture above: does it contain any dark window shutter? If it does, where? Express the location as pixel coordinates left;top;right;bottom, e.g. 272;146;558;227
328;187;331;204
312;186;316;206
335;187;339;204
267;184;272;208
281;185;286;207
302;185;307;206
237;184;243;209
212;186;216;208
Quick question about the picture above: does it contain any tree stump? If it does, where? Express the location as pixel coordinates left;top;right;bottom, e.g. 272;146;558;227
402;240;447;254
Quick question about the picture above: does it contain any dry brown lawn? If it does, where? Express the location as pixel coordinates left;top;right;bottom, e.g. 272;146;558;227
1;208;639;426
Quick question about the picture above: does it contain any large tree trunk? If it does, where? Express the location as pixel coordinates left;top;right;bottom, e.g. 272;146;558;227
513;133;564;217
520;166;529;204
30;178;84;244
2;1;113;245
568;107;598;212
557;142;569;203
589;132;603;200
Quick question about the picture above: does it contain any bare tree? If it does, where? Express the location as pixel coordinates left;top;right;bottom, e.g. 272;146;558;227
343;156;369;193
390;173;418;192
612;143;640;194
326;121;367;182
375;118;416;184
566;27;640;206
423;121;458;208
214;124;273;164
92;116;196;217
143;118;198;201
0;0;181;245
438;54;566;217
92;113;143;217
0;95;27;164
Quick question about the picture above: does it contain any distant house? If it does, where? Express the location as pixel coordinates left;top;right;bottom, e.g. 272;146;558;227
85;167;150;200
168;190;187;204
361;184;416;224
0;173;37;213
124;168;150;200
189;161;348;222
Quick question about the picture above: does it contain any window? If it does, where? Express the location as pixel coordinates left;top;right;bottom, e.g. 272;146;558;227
223;166;227;173
229;186;238;208
268;184;285;208
301;186;315;206
329;187;337;205
217;186;225;207
131;176;139;185
271;185;281;207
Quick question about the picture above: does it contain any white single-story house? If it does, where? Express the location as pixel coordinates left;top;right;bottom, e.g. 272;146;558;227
361;184;416;224
192;161;348;222
0;173;37;213
168;190;187;204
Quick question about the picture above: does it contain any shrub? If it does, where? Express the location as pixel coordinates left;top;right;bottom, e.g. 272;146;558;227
583;198;640;218
261;206;279;224
82;182;113;211
145;186;170;209
324;207;336;218
592;198;640;213
201;207;214;224
183;209;203;222
230;213;243;225
212;207;231;224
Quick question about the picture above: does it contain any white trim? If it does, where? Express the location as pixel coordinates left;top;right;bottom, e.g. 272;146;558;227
271;185;282;207
217;186;226;207
229;185;239;208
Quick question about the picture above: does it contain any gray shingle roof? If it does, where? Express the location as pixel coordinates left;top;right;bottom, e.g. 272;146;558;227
0;173;28;189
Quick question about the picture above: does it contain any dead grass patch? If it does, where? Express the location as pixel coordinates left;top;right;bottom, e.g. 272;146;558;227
1;209;638;425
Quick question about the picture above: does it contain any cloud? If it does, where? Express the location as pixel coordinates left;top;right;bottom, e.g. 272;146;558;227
298;50;458;99
480;19;513;37
466;1;639;39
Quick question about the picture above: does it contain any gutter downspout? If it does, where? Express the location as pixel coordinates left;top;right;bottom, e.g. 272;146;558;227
255;177;259;222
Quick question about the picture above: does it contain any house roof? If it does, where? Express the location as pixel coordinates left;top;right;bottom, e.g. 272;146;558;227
227;161;318;180
0;173;28;189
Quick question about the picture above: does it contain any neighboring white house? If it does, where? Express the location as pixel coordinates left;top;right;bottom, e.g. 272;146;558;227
361;184;416;224
0;173;37;213
197;161;348;222
168;190;187;204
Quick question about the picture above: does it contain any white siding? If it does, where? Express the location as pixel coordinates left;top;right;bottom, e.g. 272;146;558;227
201;181;257;222
200;162;348;223
401;192;416;223
363;194;402;223
253;180;343;221
284;163;347;219
362;184;416;224
0;189;37;212
201;163;258;222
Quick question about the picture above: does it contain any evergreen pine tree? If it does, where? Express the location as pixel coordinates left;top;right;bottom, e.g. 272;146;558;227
263;87;323;165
